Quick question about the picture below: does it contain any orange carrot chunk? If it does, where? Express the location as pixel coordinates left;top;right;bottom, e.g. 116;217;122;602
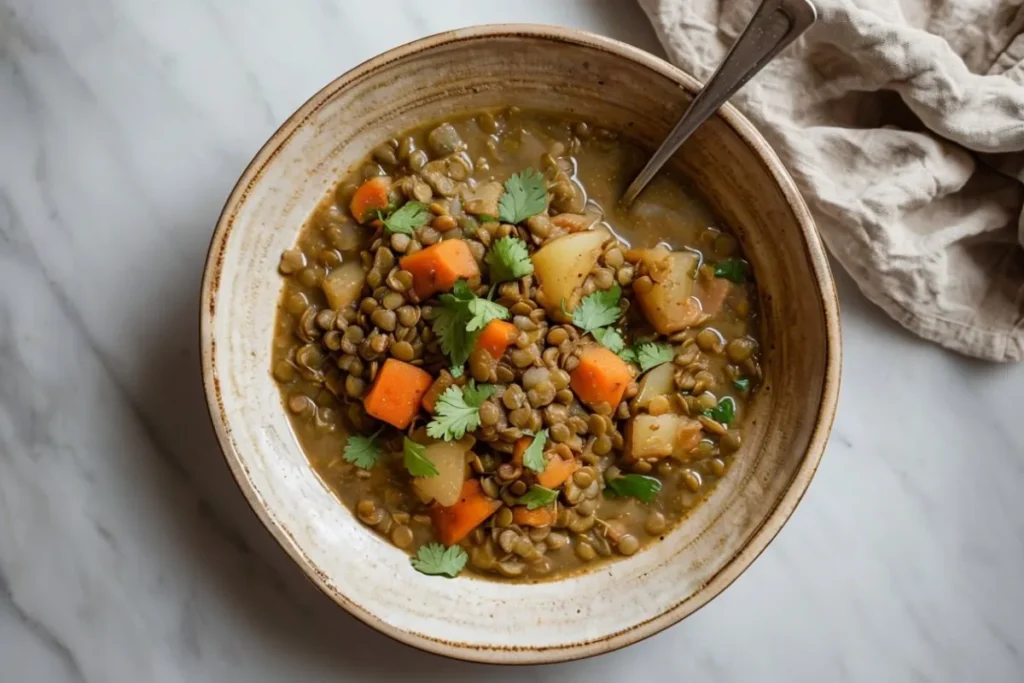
473;319;517;360
399;239;480;299
363;358;432;429
431;479;501;545
699;278;732;317
512;506;554;527
511;436;533;467
570;346;632;411
536;455;578;489
349;177;391;224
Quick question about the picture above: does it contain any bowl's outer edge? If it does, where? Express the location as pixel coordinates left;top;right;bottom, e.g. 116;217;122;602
199;23;842;665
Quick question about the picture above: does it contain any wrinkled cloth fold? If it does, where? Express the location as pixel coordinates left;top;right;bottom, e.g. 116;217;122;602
639;0;1024;361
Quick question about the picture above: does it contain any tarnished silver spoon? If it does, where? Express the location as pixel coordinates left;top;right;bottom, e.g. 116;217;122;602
623;0;817;205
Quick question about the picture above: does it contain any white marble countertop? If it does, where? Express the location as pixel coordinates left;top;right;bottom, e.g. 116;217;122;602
2;1;1023;681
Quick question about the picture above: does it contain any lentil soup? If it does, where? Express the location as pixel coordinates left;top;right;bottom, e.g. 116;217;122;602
271;109;762;581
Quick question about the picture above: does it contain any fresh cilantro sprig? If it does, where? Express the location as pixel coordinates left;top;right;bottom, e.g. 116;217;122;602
572;285;623;332
426;381;496;441
342;430;383;469
379;201;430;236
634;343;675;372
486;236;534;284
605;474;662;503
733;378;750;393
517;485;559;510
402;437;439;478
592;327;625;354
498;169;547;224
410;543;468;578
521;429;548;473
714;258;748;283
431;281;510;366
703;396;736;425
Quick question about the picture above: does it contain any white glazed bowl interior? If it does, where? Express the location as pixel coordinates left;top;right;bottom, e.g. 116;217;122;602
201;25;839;664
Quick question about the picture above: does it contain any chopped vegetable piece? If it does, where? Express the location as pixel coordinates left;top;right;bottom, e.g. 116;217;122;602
399;239;481;299
403;437;440;478
520;429;548;473
349;177;391;223
633;362;676;408
592;327;625;354
410;542;468;578
431;479;501;545
570;346;632;411
605;474;662;503
486;236;534;284
634;342;675;372
536;454;578;489
473;319;517;360
734;378;751;392
714;258;748;283
426;381;495;441
517;485;559;510
363;359;432;429
624;414;702;462
698;277;732;317
342;431;383;469
381;201;430;235
704;396;736;425
466;297;510;332
498;169;547;224
321;261;366;311
532;228;612;318
421;370;460;414
412;439;470;506
573;284;623;332
512;506;555;527
431;281;509;367
634;251;702;334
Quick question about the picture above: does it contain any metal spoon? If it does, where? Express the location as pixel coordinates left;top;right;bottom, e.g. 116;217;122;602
622;0;817;205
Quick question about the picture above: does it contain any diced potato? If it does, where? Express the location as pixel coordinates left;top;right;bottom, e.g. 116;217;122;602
412;440;471;507
321;261;365;311
633;362;676;408
532;227;612;318
624;414;703;462
463;181;503;217
634;251;702;334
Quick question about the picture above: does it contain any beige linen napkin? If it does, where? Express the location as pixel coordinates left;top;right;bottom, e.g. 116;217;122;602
639;0;1024;361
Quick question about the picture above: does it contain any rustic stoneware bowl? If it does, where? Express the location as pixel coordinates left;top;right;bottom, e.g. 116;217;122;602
201;24;841;664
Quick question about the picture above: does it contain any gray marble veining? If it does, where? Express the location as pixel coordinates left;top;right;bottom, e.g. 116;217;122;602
1;1;1022;681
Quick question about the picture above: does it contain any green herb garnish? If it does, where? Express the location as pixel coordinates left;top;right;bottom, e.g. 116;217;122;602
634;342;675;372
521;429;548;473
572;284;623;332
410;543;468;578
426;381;496;441
733;378;750;393
605;474;662;503
486;235;534;284
517;485;559;510
342;430;383;469
498;168;547;224
402;437;439;478
703;396;736;425
592;327;625;354
380;201;430;235
431;280;509;366
466;297;510;332
714;258;748;283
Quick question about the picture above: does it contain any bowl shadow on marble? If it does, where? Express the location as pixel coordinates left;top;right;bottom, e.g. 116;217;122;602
134;209;624;677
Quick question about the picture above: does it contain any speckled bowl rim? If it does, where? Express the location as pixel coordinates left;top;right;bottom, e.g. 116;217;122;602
200;24;841;665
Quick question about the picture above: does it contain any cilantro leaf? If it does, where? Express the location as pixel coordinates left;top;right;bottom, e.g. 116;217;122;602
477;214;498;224
572;285;622;332
450;364;464;378
733;378;750;393
714;258;748;283
403;437;439;478
517;485;559;510
703;396;736;425
592;327;625;354
410;543;468;578
521;429;548;473
605;474;662;503
426;381;496;441
498;168;547;224
466;297;510;332
618;346;638;364
635;343;675;372
486;236;534;284
381;202;430;236
342;431;383;469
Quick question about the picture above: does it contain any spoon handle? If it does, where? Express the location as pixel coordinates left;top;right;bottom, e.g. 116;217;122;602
623;0;816;205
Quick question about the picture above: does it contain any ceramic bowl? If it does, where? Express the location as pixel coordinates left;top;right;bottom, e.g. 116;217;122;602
200;24;841;664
